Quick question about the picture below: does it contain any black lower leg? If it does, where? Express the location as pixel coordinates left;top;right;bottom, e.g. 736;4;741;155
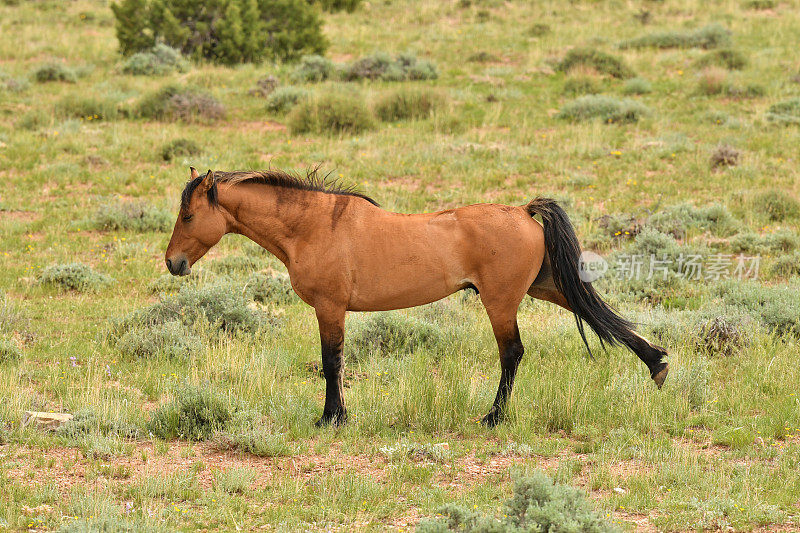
315;315;348;427
482;335;524;427
626;333;669;388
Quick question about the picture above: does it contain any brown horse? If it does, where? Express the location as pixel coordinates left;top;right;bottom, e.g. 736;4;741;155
165;167;668;427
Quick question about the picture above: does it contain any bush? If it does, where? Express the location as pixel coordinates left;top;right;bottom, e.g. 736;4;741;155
136;85;225;122
290;54;335;83
344;52;438;81
0;337;21;363
245;271;298;304
214;411;292;456
647;203;738;238
710;144;740;169
556;95;649;123
714;281;800;336
697;315;749;356
621;77;652;95
1;76;29;93
730;230;799;254
121;44;188;75
54;95;120;121
161;138;201;161
751;190;800;221
111;0;327;64
743;0;775;8
696;66;729;95
213;467;256;494
38;263;113;292
116;320;202;359
765;98;800;126
265;85;309;113
311;0;361;11
374;88;446;121
32;62;76;83
148;384;232;440
58;517;160;533
248;75;279;97
348;312;445;363
694;48;747;70
89;197;172;232
417;471;617;533
467;51;499;63
770;252;800;278
562;76;602;96
112;280;270;336
528;23;550;37
619;23;731;49
671;359;711;410
56;408;140;440
288;91;375;134
556;48;635;79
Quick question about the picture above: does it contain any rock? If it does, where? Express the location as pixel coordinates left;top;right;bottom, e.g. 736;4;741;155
22;411;73;430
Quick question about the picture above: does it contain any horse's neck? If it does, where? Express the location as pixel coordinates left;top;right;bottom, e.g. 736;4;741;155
220;185;320;265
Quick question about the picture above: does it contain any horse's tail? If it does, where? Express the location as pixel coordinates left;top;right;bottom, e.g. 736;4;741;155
526;198;640;354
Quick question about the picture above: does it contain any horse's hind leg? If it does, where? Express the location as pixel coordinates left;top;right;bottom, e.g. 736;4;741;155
481;299;525;428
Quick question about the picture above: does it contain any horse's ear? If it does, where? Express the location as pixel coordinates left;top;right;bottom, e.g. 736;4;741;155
200;169;215;194
189;166;199;179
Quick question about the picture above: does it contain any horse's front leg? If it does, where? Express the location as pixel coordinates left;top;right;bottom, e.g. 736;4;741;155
314;305;348;427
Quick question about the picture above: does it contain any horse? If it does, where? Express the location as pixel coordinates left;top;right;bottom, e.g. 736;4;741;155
165;167;669;427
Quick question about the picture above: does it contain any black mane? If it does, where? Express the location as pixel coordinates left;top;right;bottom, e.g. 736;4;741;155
180;167;379;210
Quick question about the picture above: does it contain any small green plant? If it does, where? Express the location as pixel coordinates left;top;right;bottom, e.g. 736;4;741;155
213;467;256;494
694;48;748;70
38;263;113;292
714;281;800;336
619;23;731;49
765;98;800;126
380;441;450;463
348;312;445;363
751;190;800;221
148;384;233;440
32;62;77;83
556;48;635;79
0;336;21;363
743;0;775;9
89;197;172;232
556;95;649;123
214;412;292;457
696;66;729;95
467;51;499;63
161;138;201;161
137;471;201;500
54;95;120;121
265;85;309;113
288;91;375;135
344;52;437;81
121;44;189;75
245;271;298;304
710;144;740;169
115;320;202;359
622;77;652;95
136;85;225;122
56;408;141;440
290;54;335;83
646;203;739;238
562;76;602;96
697;315;749;355
248;75;279;97
373;88;446;122
528;23;550;36
417;471;618;532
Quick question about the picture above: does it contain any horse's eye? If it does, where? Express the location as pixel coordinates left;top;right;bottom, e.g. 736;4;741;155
182;214;193;222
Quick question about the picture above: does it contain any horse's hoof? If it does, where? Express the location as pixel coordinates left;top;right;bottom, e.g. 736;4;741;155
652;363;669;389
480;410;503;428
314;411;348;428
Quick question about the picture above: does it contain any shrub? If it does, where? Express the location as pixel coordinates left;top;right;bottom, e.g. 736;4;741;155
161;138;201;161
743;0;775;8
771;252;800;278
751;190;800;221
556;95;649;124
288;91;375;135
710;144;740;169
214;412;292;456
310;0;361;11
647;203;739;238
89;197;172;232
417;471;617;532
671;359;711;410
213;467;256;494
343;52;438;82
245;271;298;304
1;76;29;93
374;88;446;121
380;441;450;463
622;77;652;95
136;85;225;122
54;95;120;121
111;0;327;64
619;23;731;49
467;51;499;63
348;312;445;363
290;54;335;83
694;48;747;70
528;23;551;37
765;98;800;126
56;408;140;440
730;229;799;254
248;75;279;97
121;44;189;75
207;255;266;276
696;66;729;95
32;62;76;83
714;281;800;336
112;280;270;335
0;337;21;363
265;85;309;113
38;263;113;292
562;76;601;96
148;384;232;440
697;315;749;356
116;320;202;359
58;517;160;533
556;48;635;79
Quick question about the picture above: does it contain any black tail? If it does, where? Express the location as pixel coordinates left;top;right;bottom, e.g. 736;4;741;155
526;197;640;356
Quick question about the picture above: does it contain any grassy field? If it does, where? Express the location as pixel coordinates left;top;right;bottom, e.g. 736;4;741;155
1;0;800;531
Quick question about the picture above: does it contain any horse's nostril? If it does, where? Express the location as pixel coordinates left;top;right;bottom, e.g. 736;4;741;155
166;259;173;270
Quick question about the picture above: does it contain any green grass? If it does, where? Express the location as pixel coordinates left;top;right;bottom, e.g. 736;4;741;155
1;0;800;531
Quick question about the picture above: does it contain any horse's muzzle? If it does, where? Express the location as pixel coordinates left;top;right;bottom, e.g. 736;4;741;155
165;255;191;276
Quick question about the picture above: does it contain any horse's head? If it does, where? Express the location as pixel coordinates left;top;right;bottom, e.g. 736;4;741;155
165;167;228;276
